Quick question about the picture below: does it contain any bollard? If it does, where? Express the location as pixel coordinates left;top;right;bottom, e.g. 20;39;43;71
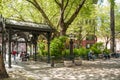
51;56;55;67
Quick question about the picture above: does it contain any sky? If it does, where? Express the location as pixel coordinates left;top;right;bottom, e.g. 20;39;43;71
98;0;120;6
103;0;120;5
115;0;120;3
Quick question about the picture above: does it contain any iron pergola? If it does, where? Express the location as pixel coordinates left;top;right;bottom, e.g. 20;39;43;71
0;15;54;68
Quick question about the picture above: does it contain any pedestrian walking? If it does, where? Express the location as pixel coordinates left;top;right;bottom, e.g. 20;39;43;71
12;50;17;64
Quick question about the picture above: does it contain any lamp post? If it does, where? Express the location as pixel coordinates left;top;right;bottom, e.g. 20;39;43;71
69;33;74;63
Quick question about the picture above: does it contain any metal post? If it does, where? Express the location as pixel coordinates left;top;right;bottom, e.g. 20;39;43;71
69;39;74;63
47;40;50;63
30;43;32;56
17;42;18;56
26;42;27;54
47;32;51;63
34;41;37;61
8;30;12;68
33;34;38;61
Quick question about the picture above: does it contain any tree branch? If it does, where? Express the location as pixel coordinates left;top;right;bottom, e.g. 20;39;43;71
26;0;36;6
29;10;37;22
64;0;75;19
63;0;69;11
66;0;86;26
26;0;54;28
54;0;61;7
10;4;25;21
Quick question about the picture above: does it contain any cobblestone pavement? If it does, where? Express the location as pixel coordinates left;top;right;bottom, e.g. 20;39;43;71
6;58;120;80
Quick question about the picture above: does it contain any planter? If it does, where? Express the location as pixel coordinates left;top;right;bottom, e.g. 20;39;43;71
74;60;82;66
64;60;73;67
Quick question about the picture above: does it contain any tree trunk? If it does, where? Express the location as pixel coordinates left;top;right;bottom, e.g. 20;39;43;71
105;41;109;49
0;54;9;79
27;0;86;37
60;26;67;36
110;1;115;53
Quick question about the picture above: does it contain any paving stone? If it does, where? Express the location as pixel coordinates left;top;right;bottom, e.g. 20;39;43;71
5;58;120;80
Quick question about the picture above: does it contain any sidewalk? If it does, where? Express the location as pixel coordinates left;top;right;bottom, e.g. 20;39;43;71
5;57;120;80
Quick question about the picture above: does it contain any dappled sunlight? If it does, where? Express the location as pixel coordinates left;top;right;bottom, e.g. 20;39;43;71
5;58;120;80
27;65;41;69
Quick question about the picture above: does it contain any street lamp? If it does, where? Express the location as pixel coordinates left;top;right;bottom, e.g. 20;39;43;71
69;33;74;63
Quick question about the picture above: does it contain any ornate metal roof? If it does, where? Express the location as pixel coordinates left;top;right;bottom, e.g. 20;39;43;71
5;19;54;32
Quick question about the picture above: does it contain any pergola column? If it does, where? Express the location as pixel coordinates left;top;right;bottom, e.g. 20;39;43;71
30;43;32;56
26;42;27;54
33;34;38;61
34;41;37;61
47;32;51;63
17;42;18;56
8;29;12;68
